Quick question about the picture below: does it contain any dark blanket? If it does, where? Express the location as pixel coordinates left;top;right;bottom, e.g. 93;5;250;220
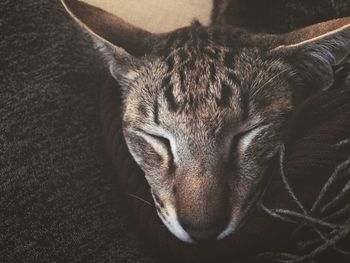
0;1;155;262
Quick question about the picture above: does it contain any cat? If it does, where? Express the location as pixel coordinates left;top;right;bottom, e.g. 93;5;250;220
61;0;350;243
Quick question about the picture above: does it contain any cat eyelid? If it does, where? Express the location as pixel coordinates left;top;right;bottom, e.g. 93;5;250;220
136;128;169;142
239;124;263;136
135;129;173;156
230;123;270;147
237;117;270;135
237;123;272;152
144;132;171;146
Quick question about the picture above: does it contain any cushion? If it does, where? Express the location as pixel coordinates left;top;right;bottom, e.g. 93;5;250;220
1;1;157;262
100;76;350;262
81;0;213;33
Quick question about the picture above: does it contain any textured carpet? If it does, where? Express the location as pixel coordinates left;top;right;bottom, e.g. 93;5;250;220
0;1;156;262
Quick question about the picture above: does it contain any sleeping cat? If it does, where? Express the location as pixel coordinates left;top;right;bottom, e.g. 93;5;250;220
61;0;350;243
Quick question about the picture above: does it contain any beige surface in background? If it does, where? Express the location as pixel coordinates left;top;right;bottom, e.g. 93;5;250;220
83;0;213;33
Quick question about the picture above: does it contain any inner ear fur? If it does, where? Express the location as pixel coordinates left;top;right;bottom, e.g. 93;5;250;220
61;0;154;57
276;17;350;52
268;17;350;91
270;17;350;67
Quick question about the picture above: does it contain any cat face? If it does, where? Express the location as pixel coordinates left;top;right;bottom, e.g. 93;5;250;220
120;28;296;242
62;0;350;243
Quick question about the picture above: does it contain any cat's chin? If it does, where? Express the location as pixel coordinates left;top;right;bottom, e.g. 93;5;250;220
159;210;238;244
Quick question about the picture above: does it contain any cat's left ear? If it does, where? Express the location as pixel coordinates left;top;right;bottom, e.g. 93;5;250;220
61;0;158;81
270;18;350;90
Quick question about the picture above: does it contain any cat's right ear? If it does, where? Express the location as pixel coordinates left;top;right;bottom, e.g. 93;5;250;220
269;18;350;91
61;0;156;80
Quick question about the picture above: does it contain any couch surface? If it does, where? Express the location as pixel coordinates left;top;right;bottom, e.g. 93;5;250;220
0;1;158;262
83;0;213;33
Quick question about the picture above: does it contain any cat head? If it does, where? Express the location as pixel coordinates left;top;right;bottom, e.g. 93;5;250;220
61;0;350;243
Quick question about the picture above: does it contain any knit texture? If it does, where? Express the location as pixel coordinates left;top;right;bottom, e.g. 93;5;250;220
0;1;155;262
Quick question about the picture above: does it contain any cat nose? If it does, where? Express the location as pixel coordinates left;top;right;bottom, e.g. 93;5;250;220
176;166;230;242
184;227;222;242
179;217;228;243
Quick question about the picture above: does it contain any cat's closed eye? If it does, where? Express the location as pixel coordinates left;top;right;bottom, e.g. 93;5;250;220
145;133;172;153
229;125;268;157
137;131;174;163
62;0;350;243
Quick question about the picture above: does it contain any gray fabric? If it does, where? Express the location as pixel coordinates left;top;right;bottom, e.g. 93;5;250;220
0;1;155;262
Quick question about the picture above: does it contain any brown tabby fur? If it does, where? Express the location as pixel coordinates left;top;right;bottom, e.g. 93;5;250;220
61;0;350;243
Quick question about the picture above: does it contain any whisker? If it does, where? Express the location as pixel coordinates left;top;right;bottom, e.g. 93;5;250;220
250;60;289;98
127;193;154;207
258;67;290;91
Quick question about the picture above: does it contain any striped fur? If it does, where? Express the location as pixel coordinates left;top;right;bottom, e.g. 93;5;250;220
62;0;350;243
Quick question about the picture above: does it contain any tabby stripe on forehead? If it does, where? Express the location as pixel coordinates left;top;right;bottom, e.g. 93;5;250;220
164;84;179;112
162;75;171;89
205;48;219;60
163;76;179;112
153;98;159;125
186;59;195;70
216;81;232;108
209;63;216;82
179;70;186;92
178;48;188;62
227;71;240;86
195;75;200;85
166;55;175;72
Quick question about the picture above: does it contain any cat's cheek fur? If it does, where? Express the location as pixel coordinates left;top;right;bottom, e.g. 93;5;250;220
151;191;194;243
157;205;194;243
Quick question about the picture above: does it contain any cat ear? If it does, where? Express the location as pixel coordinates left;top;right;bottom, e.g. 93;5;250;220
271;18;350;90
61;0;156;80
